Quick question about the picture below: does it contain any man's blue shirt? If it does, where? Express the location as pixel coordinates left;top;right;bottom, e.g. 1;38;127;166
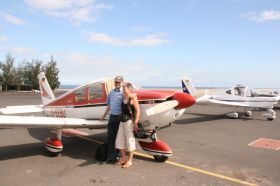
107;88;124;115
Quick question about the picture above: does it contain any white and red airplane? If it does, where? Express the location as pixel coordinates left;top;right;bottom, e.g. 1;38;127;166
0;72;196;162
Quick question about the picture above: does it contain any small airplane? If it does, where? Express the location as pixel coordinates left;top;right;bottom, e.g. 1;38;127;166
0;72;196;162
181;78;280;121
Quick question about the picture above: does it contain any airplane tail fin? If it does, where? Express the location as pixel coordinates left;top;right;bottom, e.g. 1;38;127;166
38;72;55;105
181;78;196;95
181;77;211;103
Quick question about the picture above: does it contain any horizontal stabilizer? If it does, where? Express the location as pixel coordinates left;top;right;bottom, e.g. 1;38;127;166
0;105;44;114
0;115;107;129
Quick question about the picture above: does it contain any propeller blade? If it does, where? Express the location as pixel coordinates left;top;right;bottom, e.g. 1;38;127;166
146;100;178;116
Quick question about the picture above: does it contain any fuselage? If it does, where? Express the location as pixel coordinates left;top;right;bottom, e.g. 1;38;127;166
43;79;196;130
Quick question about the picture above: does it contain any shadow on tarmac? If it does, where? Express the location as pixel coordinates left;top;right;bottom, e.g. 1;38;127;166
174;112;264;125
0;128;109;167
174;113;227;125
0;128;156;165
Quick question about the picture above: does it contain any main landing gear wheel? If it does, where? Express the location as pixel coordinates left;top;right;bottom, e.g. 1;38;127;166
45;137;63;157
267;118;274;121
226;112;239;119
245;111;252;117
153;155;169;162
47;150;61;157
44;129;63;157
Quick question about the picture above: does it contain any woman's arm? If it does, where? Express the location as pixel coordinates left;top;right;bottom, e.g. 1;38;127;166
132;96;140;131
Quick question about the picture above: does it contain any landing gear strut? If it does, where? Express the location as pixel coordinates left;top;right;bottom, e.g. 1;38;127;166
137;127;172;163
44;129;63;156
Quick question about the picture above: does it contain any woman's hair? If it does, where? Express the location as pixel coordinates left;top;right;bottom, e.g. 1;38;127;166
123;82;133;90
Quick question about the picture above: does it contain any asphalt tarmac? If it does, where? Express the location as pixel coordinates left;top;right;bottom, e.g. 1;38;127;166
0;94;279;186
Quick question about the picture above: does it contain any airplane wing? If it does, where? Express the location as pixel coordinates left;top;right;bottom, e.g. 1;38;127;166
0;105;44;114
206;99;250;107
196;95;211;102
0;115;107;129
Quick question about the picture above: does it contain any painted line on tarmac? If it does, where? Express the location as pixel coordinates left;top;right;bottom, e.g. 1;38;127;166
77;135;258;186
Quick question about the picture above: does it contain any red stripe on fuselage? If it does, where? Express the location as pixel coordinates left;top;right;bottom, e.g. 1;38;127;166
134;90;176;100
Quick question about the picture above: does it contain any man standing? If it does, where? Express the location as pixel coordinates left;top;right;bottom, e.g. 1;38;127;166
100;76;124;163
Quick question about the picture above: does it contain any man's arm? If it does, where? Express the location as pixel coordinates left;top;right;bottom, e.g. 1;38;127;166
100;91;111;120
100;105;110;120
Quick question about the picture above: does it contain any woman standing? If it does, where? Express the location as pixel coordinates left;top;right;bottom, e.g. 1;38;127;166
115;82;140;168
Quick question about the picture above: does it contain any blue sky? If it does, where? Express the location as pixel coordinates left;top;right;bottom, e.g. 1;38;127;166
0;0;279;88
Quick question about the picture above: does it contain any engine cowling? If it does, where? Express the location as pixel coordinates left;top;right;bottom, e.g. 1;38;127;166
173;92;196;110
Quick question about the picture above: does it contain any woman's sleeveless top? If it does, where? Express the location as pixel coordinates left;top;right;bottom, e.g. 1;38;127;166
121;99;135;118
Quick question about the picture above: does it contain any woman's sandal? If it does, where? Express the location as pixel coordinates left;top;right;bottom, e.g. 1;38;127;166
122;162;132;168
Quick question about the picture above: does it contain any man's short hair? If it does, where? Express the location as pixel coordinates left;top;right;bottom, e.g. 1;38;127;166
114;76;124;83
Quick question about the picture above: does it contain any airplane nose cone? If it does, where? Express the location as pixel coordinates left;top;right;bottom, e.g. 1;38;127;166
173;92;196;110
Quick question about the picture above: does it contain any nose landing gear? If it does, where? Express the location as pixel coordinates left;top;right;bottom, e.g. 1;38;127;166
137;127;172;162
263;109;276;121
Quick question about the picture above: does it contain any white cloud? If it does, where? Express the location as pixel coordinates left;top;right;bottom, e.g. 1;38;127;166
131;26;151;32
241;10;280;22
87;32;169;47
65;52;116;66
25;0;112;25
0;46;34;56
26;0;73;10
0;12;26;25
11;47;34;55
0;35;8;42
59;52;150;84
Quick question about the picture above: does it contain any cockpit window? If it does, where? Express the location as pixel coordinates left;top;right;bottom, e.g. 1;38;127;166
226;90;231;94
75;87;86;102
245;88;252;97
234;87;245;96
89;83;104;100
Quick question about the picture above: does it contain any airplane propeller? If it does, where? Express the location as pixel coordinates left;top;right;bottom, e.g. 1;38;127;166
146;100;179;116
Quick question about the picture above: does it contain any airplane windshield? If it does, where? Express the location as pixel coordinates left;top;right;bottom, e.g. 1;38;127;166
233;86;245;96
245;88;252;97
75;87;86;102
89;83;104;100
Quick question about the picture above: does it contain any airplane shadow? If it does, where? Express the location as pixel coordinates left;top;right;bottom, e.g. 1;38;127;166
0;142;46;161
0;128;108;167
175;112;264;125
0;128;156;165
174;112;227;125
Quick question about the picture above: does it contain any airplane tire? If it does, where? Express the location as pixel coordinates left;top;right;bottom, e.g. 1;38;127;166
267;118;274;121
47;150;61;157
153;155;169;162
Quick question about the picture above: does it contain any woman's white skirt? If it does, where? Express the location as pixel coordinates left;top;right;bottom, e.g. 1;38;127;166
115;120;136;152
